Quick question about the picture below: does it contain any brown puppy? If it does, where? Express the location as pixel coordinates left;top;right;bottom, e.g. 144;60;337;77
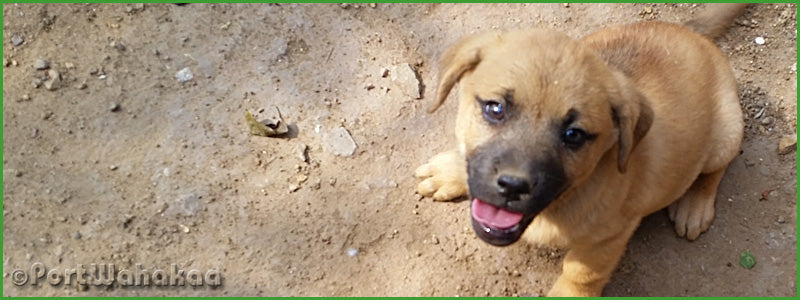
415;4;747;296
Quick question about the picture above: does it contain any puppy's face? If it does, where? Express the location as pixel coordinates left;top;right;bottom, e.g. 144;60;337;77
432;29;652;245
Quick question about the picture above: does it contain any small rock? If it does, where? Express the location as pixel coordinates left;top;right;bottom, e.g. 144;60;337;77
778;134;796;155
297;174;308;184
321;126;357;156
760;116;773;126
111;41;126;51
346;248;358;257
791;62;796;73
246;106;288;136
109;102;121;112
179;224;190;233
11;34;24;46
3;58;8;67
368;3;376;8
64;62;75;69
390;63;422;99
21;94;30;101
754;37;766;45
776;216;786;224
44;69;61;90
109;165;118;171
33;59;50;70
288;184;300;193
32;77;43;88
311;179;322;190
73;232;82;240
176;67;194;83
77;81;88;90
298;143;309;162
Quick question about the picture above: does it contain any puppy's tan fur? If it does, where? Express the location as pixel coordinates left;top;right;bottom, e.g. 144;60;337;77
416;5;745;296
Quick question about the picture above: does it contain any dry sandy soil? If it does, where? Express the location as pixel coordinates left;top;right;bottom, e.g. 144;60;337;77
2;3;797;297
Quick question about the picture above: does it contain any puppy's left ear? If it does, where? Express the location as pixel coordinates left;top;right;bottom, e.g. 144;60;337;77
610;71;654;173
429;32;500;113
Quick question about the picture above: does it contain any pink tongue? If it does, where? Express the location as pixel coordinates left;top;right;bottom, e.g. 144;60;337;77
471;199;524;229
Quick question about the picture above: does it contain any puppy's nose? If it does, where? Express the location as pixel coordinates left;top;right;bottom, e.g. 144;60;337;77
496;174;531;197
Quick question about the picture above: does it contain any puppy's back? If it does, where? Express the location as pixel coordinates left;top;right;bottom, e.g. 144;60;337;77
683;3;748;39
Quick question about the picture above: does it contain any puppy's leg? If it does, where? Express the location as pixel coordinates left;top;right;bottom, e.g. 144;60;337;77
548;223;638;297
668;169;726;240
415;150;468;201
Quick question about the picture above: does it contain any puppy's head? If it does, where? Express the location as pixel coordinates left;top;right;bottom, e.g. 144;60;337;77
432;29;653;246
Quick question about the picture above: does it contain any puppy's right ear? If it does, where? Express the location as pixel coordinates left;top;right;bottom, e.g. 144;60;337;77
429;33;499;113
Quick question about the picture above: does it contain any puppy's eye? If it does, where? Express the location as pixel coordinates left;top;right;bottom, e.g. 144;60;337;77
563;128;588;148
483;101;505;123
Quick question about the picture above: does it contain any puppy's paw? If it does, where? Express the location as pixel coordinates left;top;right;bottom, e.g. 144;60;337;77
668;192;716;241
415;150;468;201
668;171;725;241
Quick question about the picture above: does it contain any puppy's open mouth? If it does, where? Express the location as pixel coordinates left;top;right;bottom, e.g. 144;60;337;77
470;199;531;246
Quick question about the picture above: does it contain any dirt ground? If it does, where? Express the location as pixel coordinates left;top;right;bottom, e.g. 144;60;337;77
2;3;797;297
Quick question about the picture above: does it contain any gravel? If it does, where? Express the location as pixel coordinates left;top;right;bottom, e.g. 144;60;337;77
33;59;50;70
176;67;194;83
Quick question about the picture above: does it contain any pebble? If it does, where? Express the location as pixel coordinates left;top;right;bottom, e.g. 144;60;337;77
43;69;61;90
111;41;126;51
390;63;422;99
297;143;309;162
11;34;24;46
77;81;88;90
73;232;82;240
176;67;194;83
755;37;766;45
778;134;796;155
321;126;357;156
109;102;121;112
288;184;300;193
346;248;358;257
33;59;50;70
297;174;308;184
256;106;288;135
760;116;773;126
109;165;118;171
32;77;43;88
791;62;796;73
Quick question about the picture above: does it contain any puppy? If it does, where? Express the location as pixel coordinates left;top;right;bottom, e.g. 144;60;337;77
415;4;747;296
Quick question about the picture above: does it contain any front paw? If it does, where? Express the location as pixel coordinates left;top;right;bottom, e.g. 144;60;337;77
415;150;468;201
